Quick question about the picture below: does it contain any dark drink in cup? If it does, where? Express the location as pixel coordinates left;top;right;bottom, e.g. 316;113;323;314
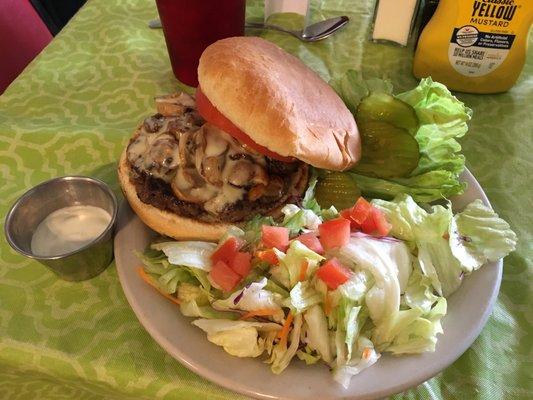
155;0;246;87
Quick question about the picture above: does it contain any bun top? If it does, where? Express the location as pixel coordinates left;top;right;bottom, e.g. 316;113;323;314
197;36;360;171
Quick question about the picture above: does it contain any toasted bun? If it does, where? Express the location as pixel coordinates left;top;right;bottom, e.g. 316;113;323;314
198;37;361;171
118;149;229;241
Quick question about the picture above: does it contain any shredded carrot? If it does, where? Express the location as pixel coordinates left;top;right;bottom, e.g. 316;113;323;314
324;292;332;316
255;249;279;265
240;308;280;320
277;312;294;347
362;347;372;360
137;267;181;306
442;232;450;240
299;260;309;282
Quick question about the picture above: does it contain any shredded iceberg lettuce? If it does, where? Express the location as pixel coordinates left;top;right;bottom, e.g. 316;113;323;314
151;241;216;271
373;194;517;296
138;185;516;387
450;199;517;272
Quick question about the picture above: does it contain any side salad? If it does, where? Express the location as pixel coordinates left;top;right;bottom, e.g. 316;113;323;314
138;187;516;387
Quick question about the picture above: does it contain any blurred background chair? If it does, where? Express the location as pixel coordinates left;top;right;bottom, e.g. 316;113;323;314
0;0;52;94
0;0;85;94
30;0;87;36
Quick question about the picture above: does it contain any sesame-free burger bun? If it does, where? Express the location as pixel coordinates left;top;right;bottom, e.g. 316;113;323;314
198;36;361;171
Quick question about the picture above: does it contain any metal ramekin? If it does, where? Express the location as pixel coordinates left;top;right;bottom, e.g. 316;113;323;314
4;176;118;281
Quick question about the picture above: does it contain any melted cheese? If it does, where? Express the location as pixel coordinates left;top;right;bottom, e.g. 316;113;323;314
172;124;268;215
127;94;269;216
127;112;202;182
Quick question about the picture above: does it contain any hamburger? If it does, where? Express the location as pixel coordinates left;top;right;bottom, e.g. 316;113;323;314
118;37;361;241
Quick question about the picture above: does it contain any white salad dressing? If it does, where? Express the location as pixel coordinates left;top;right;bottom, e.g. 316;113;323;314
31;205;112;257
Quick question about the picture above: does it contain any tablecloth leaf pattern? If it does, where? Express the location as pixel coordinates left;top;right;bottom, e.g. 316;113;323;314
0;0;531;399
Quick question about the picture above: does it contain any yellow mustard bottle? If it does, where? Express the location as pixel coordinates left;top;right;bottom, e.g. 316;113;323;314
413;0;533;93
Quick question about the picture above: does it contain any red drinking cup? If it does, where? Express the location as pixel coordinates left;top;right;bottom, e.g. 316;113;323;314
155;0;246;87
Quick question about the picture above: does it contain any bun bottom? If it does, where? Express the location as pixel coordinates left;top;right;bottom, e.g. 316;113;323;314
118;150;308;242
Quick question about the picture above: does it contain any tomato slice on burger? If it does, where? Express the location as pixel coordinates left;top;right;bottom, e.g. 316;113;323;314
196;87;294;162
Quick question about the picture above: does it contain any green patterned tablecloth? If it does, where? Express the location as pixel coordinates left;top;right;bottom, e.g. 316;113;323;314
0;0;531;399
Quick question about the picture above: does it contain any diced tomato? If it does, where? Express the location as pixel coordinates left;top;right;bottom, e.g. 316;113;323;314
361;214;377;234
350;197;373;225
358;208;391;236
211;237;243;266
231;252;252;277
256;249;279;265
295;232;324;255
196;87;294;162
341;197;391;236
261;225;289;252
340;209;352;221
340;209;360;231
209;261;242;292
370;208;391;236
318;218;351;251
316;258;351;290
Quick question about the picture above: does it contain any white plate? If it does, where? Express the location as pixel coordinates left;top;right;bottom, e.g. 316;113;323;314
114;169;502;400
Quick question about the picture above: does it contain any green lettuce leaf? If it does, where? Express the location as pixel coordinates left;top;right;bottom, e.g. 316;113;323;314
397;77;472;176
350;170;466;203
301;167;322;214
180;301;240;320
385;297;447;355
281;204;322;235
192;319;282;358
332;336;380;389
372;195;516;297
334;293;369;363
275;240;324;289
372;194;450;242
296;347;321;365
330;70;393;113
450;199;518;272
303;304;333;362
289;281;322;314
268;314;303;374
177;282;209;304
151;241;216;271
403;268;440;314
333;234;412;347
338;270;373;303
213;278;284;321
331;72;471;202
417;240;463;297
243;215;275;246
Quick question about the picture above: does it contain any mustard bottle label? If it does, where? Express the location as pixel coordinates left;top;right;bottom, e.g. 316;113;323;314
448;24;514;77
413;0;532;93
447;1;521;77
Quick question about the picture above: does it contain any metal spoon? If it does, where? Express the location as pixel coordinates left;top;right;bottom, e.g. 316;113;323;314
148;16;350;42
246;15;349;42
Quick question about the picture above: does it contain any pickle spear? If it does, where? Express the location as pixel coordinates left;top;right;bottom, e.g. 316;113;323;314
353;121;420;179
357;92;419;133
315;171;361;210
